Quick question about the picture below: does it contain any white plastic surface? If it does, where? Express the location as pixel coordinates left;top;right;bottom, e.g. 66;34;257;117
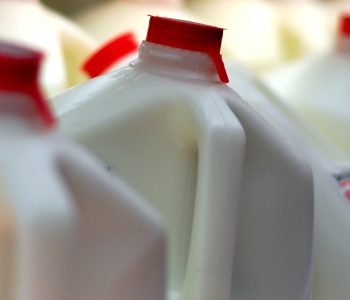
0;92;165;300
53;41;314;300
0;0;96;96
264;35;350;161
227;62;350;300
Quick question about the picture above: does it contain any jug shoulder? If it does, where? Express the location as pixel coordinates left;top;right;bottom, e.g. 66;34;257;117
55;67;242;140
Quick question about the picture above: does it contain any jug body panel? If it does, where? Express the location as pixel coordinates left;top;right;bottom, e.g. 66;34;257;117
214;85;314;300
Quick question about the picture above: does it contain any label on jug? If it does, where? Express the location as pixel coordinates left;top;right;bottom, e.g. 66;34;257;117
333;171;350;201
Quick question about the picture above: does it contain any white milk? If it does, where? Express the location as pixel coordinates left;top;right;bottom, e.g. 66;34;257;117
0;0;97;96
53;16;314;300
264;14;350;161
228;61;350;300
0;41;165;300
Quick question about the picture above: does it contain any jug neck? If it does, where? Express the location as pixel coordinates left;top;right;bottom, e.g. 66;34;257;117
134;41;221;82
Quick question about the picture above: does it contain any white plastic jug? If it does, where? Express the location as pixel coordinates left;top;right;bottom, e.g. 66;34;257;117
227;61;350;300
75;0;200;45
0;41;165;300
0;0;97;96
264;14;350;161
275;0;331;61
53;16;314;300
186;0;283;70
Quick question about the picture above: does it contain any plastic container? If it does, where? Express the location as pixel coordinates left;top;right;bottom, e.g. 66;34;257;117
275;0;331;61
53;16;314;300
0;41;165;300
0;0;97;96
186;0;283;70
264;14;350;162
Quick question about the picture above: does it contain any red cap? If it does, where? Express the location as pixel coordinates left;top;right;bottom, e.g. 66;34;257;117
339;15;350;37
82;32;138;78
0;41;55;127
146;16;229;83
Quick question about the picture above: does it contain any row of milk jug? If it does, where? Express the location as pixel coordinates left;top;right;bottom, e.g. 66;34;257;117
1;14;350;300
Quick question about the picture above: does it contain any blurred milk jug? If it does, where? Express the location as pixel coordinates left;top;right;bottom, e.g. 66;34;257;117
186;0;283;70
0;0;97;96
53;16;314;300
275;0;331;61
0;41;165;300
265;14;350;161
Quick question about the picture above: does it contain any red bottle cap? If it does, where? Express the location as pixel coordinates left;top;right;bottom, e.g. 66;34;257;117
0;41;55;127
82;32;139;78
146;16;229;83
339;15;350;37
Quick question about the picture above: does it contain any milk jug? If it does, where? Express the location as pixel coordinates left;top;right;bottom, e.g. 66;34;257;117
264;14;350;161
82;32;139;78
227;61;350;300
276;0;331;61
0;41;165;300
53;16;314;300
0;0;96;96
186;0;283;70
75;0;200;45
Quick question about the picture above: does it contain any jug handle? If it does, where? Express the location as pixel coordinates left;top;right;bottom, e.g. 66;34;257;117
182;117;245;300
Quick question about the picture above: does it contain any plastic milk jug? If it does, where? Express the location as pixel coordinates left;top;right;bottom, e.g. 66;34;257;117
227;62;350;300
264;14;350;161
0;41;165;300
53;16;314;300
275;0;331;61
0;0;97;96
186;0;283;70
